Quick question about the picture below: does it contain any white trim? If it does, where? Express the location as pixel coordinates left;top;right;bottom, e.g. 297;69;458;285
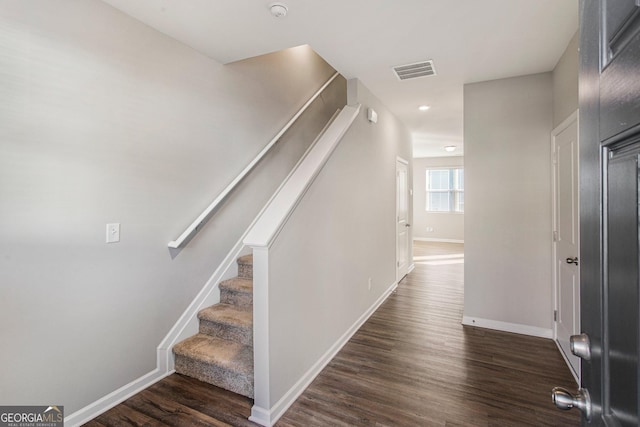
157;239;245;372
462;316;553;339
244;104;361;248
554;339;580;385
553;110;579;135
249;406;271;426
250;247;271;426
408;263;415;274
414;237;464;244
66;241;242;425
248;104;363;425
550;109;581;384
157;109;344;373
68;108;347;426
249;281;398;427
64;369;173;427
396;157;410;282
168;72;340;248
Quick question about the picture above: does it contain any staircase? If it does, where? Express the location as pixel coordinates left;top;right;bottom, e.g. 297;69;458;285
173;254;254;397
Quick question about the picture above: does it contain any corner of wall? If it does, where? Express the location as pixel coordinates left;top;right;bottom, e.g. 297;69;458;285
463;73;553;336
552;30;579;128
347;78;359;106
249;79;412;423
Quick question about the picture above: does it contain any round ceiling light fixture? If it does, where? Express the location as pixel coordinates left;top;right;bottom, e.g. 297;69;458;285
418;105;431;111
444;145;457;152
269;2;288;18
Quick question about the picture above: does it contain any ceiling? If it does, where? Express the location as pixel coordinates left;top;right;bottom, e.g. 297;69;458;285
101;0;578;158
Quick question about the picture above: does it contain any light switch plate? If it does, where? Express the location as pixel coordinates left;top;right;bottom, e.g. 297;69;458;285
106;223;120;243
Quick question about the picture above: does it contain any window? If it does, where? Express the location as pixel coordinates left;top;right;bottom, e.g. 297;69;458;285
426;168;464;213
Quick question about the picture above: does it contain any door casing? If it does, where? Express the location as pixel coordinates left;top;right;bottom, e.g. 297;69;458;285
551;110;580;384
396;157;410;281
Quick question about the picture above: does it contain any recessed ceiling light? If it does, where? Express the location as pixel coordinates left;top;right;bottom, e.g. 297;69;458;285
444;145;456;152
418;105;430;111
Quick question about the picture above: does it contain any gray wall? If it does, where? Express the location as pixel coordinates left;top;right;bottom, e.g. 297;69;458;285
413;156;464;241
552;31;579;128
464;73;553;331
267;79;412;403
0;0;341;413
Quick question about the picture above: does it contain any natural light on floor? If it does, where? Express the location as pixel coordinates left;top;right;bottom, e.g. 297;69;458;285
413;253;465;265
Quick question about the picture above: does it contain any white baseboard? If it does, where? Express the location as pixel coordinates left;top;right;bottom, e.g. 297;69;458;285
64;368;174;427
66;197;257;426
249;280;398;427
413;237;464;244
64;105;349;427
249;406;272;426
408;263;415;274
462;316;553;339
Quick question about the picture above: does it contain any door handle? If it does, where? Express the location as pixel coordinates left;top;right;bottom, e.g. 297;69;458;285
405;224;411;227
566;257;579;265
552;387;592;421
570;334;591;360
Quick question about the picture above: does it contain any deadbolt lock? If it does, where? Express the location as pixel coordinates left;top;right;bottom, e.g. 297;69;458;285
570;333;591;361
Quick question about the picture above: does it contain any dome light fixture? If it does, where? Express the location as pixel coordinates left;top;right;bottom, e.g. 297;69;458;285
444;145;457;152
418;105;431;111
269;2;288;18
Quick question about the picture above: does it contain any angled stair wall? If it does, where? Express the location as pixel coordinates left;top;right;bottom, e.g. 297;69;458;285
244;79;413;427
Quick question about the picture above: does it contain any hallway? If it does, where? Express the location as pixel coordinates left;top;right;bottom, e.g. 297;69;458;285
278;241;579;426
85;241;579;426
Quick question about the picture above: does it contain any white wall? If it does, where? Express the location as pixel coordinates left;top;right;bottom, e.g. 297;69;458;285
266;79;412;408
463;73;553;335
0;0;342;413
552;31;579;128
413;156;464;242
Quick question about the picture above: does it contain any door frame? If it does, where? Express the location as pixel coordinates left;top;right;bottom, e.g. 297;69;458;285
551;109;580;384
396;157;412;282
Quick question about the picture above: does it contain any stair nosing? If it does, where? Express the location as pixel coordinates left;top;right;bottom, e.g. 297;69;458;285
219;277;253;293
198;303;252;327
173;334;253;376
237;254;253;264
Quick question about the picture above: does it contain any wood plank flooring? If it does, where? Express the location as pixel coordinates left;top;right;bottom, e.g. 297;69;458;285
84;241;579;426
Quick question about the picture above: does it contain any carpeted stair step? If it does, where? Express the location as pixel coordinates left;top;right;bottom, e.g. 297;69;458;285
219;277;253;309
198;303;252;346
173;334;253;398
172;252;255;398
237;254;253;280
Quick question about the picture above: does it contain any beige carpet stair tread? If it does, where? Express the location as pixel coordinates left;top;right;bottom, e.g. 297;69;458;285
172;252;255;398
173;334;253;376
198;303;252;327
237;254;253;265
219;277;253;294
237;254;253;280
219;277;253;309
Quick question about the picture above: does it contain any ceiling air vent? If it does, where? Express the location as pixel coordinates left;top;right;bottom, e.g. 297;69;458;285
392;60;436;81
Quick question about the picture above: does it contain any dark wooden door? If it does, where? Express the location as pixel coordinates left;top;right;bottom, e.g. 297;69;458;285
576;0;640;425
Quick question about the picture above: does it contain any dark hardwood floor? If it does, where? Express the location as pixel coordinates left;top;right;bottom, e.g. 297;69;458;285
84;241;579;426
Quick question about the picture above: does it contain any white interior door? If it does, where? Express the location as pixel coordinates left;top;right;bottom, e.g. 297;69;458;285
397;159;410;281
552;112;580;382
